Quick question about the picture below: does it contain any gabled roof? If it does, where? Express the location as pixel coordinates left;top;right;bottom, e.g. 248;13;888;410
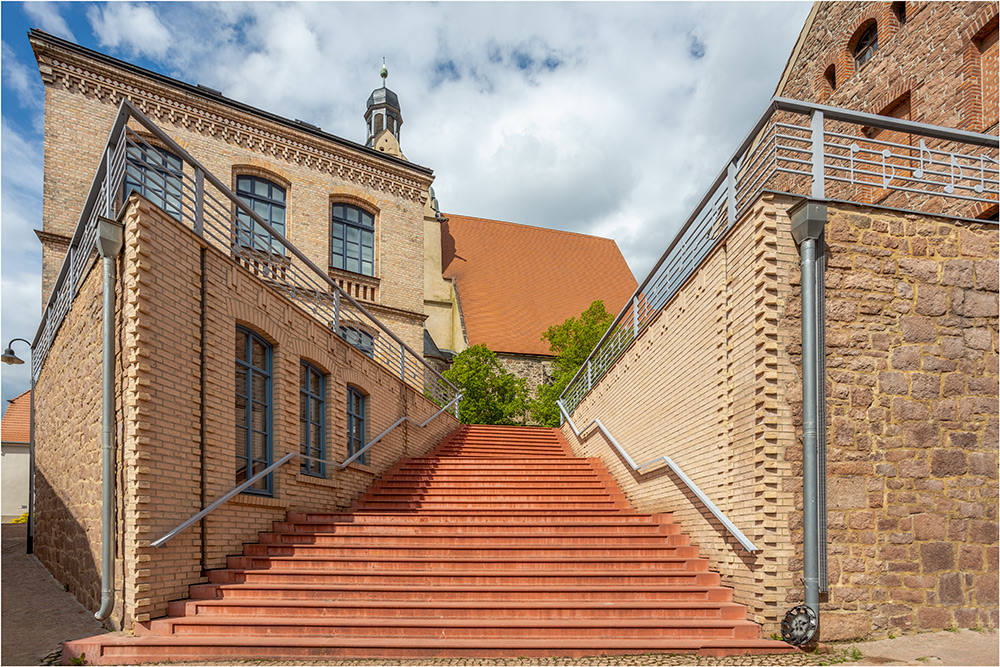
441;214;637;357
1;390;31;444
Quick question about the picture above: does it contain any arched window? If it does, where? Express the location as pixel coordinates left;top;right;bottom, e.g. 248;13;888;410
235;327;273;495
339;325;375;358
347;386;367;465
236;175;286;255
854;23;879;69
124;144;183;221
824;65;837;92
892;2;906;26
331;203;375;276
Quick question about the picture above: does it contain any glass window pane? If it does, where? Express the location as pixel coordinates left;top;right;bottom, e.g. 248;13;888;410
252;374;267;402
252;340;266;369
346;257;360;273
347;227;360;244
272;186;285;204
237;177;251;193
332;225;344;239
346;206;359;223
254;179;268;197
272;206;285;226
311;372;321;395
252;403;267;432
332;205;344;220
361;244;373;262
253;200;268;218
362;213;374;228
300;365;308;390
236;332;248;361
253;432;267;460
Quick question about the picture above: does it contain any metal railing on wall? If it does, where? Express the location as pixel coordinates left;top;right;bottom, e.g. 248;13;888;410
30;99;460;412
560;96;999;414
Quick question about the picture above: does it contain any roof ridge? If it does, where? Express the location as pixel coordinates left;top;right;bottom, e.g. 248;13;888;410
444;213;620;244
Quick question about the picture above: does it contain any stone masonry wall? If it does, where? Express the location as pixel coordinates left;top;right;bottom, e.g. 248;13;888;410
33;256;109;621
562;193;801;636
781;204;999;639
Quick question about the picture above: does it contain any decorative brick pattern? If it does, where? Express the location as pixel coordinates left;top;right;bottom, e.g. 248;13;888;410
34;198;457;630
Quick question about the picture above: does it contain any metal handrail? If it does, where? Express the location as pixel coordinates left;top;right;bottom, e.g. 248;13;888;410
559;96;1000;413
557;400;759;553
151;393;461;548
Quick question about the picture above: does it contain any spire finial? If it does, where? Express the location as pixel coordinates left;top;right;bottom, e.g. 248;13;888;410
380;57;388;88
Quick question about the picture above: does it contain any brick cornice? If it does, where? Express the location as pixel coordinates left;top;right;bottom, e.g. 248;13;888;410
35;229;71;247
31;36;433;205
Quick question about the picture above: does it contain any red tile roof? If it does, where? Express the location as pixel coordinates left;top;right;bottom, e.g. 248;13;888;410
1;390;31;444
441;214;637;357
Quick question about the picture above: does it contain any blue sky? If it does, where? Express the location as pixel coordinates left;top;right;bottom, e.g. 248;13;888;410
0;1;812;411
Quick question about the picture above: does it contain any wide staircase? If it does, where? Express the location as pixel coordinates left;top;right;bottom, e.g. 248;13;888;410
64;425;793;663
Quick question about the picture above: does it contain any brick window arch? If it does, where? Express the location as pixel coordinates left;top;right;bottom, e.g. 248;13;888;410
852;21;879;70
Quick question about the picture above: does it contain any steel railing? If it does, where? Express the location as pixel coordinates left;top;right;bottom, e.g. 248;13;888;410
560;96;999;414
31;99;460;411
557;401;758;553
150;392;461;548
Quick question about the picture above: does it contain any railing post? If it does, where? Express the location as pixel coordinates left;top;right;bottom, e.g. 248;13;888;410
105;147;114;218
632;296;639;339
399;343;406;381
194;168;205;236
810;110;826;199
333;290;341;331
727;159;737;227
587;360;592;391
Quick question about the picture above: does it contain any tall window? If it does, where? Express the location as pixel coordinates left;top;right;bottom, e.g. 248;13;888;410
340;325;375;358
347;387;367;465
331;203;375;276
236;176;286;255
235;327;272;494
124;145;183;221
854;23;879;69
300;362;326;477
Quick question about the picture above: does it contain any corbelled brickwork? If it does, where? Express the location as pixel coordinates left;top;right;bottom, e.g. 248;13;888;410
781;204;999;639
564;191;999;641
35;197;456;630
563;194;801;637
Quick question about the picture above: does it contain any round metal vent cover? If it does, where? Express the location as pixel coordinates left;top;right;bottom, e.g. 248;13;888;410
781;605;818;646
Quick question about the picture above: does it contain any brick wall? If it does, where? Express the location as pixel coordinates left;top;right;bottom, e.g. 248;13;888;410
564;193;998;640
35;197;457;629
32;34;432;352
562;193;801;636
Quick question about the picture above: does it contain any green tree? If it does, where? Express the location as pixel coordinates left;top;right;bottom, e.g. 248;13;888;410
443;344;529;425
530;300;615;427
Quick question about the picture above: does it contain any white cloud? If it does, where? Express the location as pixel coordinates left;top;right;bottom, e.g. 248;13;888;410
24;1;77;42
87;2;172;60
1;42;44;115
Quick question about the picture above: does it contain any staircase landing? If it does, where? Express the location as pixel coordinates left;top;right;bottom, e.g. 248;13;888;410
63;425;793;664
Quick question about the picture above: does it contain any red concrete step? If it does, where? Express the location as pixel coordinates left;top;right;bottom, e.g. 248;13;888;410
139;616;763;640
224;554;711;572
247;539;699;556
188;582;736;603
67;634;794;664
167;598;747;621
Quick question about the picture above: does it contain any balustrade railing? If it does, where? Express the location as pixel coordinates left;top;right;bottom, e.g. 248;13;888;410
31;99;460;411
560;97;999;413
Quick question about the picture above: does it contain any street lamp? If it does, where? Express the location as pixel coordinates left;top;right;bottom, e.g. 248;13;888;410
2;338;35;554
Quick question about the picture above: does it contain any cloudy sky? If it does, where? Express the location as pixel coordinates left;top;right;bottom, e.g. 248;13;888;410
0;0;812;410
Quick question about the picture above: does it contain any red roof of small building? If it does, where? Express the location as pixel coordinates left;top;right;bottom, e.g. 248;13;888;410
441;214;637;357
1;390;31;443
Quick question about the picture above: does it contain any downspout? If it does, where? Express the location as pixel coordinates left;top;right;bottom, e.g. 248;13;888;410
789;198;827;640
95;217;123;621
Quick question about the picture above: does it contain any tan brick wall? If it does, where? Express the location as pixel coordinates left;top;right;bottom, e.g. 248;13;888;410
562;193;801;636
782;204;998;639
33;35;432;350
564;193;999;641
35;198;457;629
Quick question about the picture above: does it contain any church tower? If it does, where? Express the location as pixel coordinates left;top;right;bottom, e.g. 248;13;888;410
365;59;404;157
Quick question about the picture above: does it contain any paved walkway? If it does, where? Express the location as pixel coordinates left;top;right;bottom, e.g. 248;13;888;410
2;523;996;666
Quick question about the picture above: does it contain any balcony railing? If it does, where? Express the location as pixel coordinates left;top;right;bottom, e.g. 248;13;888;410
30;99;460;411
560;97;999;414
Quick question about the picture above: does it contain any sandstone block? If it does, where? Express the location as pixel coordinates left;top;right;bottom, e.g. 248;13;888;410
973;259;998;292
890;345;922;370
920;542;955;572
915;284;948;316
898;257;939;283
931;449;968;477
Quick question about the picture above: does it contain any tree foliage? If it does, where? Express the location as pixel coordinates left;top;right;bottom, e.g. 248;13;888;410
530;300;615;427
443;344;529;425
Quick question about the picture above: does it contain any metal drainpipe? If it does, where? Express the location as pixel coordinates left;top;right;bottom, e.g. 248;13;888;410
95;217;123;621
789;199;827;623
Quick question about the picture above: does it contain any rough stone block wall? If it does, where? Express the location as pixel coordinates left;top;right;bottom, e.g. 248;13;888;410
782;204;999;639
33;256;109;620
497;352;553;398
562;194;800;636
